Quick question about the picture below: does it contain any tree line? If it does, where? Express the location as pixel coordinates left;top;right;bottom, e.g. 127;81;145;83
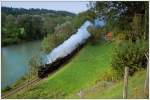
2;7;75;17
1;7;75;46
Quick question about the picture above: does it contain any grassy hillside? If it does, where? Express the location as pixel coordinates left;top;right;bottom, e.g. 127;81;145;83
8;41;147;99
9;41;114;98
68;70;146;99
89;70;147;99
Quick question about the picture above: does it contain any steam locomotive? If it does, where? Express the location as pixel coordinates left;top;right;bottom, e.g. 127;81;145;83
38;43;85;78
38;21;93;78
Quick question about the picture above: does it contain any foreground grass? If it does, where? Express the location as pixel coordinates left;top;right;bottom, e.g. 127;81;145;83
9;41;114;98
69;70;146;99
92;70;147;99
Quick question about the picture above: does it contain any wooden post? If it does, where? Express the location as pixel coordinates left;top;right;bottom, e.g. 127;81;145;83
123;67;129;99
144;53;149;98
134;88;138;98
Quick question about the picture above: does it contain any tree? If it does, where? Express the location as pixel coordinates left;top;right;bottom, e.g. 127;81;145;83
1;12;7;42
31;15;44;39
1;12;6;27
111;39;148;76
17;15;44;40
94;1;149;39
2;7;75;46
54;21;74;38
88;26;103;45
43;16;57;34
28;55;42;78
4;15;20;41
41;21;74;53
72;11;96;30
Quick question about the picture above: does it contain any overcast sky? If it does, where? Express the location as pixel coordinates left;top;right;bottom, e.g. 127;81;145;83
1;1;90;14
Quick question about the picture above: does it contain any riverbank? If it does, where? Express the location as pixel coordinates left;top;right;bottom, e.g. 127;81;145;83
2;40;42;89
2;39;43;47
2;76;40;98
2;76;27;93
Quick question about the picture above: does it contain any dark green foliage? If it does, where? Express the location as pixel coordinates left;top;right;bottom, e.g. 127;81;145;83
54;21;74;38
1;7;74;46
41;21;74;53
94;1;149;78
1;12;6;26
43;16;57;34
41;10;95;53
41;34;60;53
2;14;21;45
1;7;75;17
2;14;45;46
95;1;149;40
87;26;103;45
17;15;45;40
111;39;148;76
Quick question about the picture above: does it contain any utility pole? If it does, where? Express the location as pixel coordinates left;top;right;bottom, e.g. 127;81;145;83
123;67;129;99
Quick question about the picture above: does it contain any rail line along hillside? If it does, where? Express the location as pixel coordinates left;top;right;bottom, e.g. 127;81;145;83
38;21;94;78
2;21;94;98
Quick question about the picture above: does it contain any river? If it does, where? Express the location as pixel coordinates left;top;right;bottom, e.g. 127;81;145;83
1;40;42;89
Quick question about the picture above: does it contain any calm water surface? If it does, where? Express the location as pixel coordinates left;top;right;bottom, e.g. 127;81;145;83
1;40;42;89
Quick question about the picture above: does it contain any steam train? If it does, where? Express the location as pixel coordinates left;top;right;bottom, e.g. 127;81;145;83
38;43;85;78
38;21;93;78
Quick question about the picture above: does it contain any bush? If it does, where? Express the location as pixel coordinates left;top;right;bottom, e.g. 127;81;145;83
28;55;42;77
87;26;103;45
41;21;74;53
41;33;63;53
96;67;122;83
111;39;148;76
54;21;74;44
114;33;126;44
54;21;74;37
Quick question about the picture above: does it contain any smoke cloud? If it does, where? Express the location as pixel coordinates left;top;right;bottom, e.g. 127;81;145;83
46;21;93;64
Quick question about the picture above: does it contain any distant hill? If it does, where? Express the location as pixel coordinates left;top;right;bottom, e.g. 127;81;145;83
1;7;76;17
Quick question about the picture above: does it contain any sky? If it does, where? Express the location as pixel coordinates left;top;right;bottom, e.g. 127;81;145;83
1;1;90;14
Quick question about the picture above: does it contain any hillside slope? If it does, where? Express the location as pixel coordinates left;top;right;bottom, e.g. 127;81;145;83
8;41;147;99
89;70;147;99
9;41;114;98
68;70;147;99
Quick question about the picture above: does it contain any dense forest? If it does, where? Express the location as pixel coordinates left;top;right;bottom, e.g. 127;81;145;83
1;7;75;46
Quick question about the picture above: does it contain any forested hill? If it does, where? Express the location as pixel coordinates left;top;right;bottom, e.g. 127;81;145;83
1;7;76;46
2;7;76;16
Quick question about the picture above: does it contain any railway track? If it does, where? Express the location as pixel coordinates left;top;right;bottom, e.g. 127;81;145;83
2;77;41;99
